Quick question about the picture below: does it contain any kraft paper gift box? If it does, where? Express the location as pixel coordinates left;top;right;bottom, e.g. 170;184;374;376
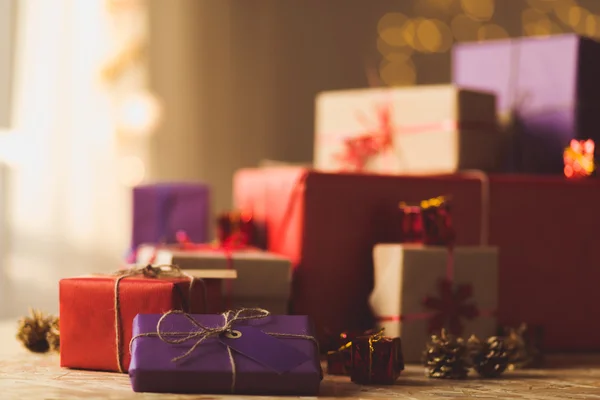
132;183;209;249
129;313;321;395
136;245;292;314
453;34;600;173
59;269;235;372
314;85;501;174
369;244;498;363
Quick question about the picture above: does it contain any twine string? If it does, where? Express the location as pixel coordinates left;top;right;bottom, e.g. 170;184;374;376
130;308;319;394
113;264;205;373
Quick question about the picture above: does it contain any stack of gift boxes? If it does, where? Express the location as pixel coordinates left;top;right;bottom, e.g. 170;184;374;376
55;33;600;395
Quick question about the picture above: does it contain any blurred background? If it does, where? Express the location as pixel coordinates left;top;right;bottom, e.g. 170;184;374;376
0;0;597;318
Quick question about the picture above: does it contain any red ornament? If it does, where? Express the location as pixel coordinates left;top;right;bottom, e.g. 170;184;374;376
216;211;255;247
423;278;479;335
350;330;404;385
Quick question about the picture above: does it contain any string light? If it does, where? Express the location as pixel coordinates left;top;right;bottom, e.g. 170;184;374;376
416;19;453;53
377;37;414;62
460;0;495;21
478;24;509;41
451;14;481;42
379;59;417;86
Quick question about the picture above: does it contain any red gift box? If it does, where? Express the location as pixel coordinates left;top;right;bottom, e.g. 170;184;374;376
59;274;225;372
233;167;600;351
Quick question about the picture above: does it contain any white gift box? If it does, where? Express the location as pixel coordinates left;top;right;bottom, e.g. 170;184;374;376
369;244;498;363
314;85;501;174
137;245;292;314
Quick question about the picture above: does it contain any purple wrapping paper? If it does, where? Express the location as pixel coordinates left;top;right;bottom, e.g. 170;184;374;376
452;34;600;174
131;183;209;249
129;314;321;395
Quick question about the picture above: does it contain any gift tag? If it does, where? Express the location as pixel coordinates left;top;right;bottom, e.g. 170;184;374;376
219;326;312;374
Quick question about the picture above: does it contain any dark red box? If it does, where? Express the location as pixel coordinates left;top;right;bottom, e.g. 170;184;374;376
233;167;600;351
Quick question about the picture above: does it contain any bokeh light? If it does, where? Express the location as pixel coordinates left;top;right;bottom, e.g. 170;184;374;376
526;0;556;13
568;6;592;34
554;0;578;25
118;156;145;187
378;13;409;46
416;19;453;53
585;14;600;37
118;92;162;136
379;59;417;86
460;0;495;21
478;24;509;41
522;8;562;36
413;0;455;17
377;37;414;63
451;14;481;42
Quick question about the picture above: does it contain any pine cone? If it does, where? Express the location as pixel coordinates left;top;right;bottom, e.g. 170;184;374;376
16;309;58;353
46;318;60;353
423;329;470;379
503;324;543;370
468;335;509;378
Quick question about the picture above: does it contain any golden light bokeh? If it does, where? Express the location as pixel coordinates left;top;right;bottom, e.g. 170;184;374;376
585;14;600;37
377;37;414;63
568;6;592;34
379;59;417;86
378;12;409;46
460;0;495;21
402;19;421;50
413;0;455;17
526;0;556;13
451;14;481;42
554;0;578;25
477;24;509;41
416;19;453;53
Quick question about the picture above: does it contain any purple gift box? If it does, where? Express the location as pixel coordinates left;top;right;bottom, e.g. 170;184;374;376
129;312;321;395
453;34;600;174
131;183;209;249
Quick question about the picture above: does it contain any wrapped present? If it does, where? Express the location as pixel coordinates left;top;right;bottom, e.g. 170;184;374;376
234;166;600;351
350;330;404;385
131;183;209;249
59;265;234;372
129;309;321;395
233;166;489;347
369;244;498;363
453;34;600;174
314;85;501;174
136;244;292;314
325;328;380;375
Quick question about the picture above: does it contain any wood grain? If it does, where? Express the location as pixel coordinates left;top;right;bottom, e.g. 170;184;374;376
2;320;600;399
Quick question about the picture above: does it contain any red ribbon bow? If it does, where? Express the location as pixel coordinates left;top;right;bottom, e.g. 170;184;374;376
423;278;478;335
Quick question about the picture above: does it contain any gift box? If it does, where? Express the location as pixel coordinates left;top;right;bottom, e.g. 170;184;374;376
351;332;404;384
59;269;234;372
136;245;292;314
369;244;498;363
314;85;501;174
234;167;600;352
129;311;321;395
132;183;209;249
453;34;600;174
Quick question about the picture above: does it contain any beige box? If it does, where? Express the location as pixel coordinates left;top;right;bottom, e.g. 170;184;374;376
369;244;498;363
314;85;501;174
137;245;292;314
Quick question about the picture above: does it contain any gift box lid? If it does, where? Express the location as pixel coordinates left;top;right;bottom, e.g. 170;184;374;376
129;312;321;395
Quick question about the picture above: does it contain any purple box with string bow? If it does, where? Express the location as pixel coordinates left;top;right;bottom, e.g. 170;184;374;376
129;313;322;395
131;183;209;249
453;34;600;174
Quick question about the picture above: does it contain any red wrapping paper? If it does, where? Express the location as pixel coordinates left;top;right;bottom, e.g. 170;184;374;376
233;167;600;351
59;276;224;372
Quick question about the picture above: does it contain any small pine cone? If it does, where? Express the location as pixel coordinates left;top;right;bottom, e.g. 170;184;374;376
468;335;510;378
16;309;53;353
423;329;470;379
46;317;60;353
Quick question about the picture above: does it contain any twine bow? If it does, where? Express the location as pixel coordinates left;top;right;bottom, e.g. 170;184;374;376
113;264;204;373
130;308;321;394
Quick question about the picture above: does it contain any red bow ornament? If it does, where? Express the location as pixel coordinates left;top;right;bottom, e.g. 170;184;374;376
335;105;394;172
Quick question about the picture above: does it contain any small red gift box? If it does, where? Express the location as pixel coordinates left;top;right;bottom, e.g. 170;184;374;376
351;331;404;385
59;270;231;372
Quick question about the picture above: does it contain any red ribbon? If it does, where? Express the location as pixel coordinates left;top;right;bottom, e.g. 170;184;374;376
335;105;394;172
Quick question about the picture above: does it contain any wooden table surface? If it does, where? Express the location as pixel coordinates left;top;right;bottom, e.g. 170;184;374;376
2;320;600;399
